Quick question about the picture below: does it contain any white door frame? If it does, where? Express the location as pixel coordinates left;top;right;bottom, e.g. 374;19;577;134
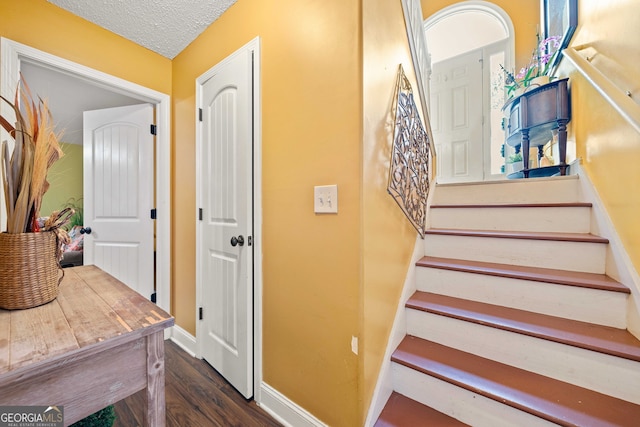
424;2;516;182
194;37;263;399
0;38;171;315
482;39;512;181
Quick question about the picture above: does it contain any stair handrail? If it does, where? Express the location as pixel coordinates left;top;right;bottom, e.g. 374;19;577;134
563;45;640;135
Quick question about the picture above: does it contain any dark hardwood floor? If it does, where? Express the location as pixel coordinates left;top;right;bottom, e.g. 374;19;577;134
113;340;282;427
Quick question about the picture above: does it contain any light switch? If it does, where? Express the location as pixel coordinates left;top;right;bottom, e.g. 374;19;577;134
314;185;338;213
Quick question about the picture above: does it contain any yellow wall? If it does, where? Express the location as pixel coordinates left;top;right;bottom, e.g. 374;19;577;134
0;0;170;232
422;0;540;69
41;142;83;218
361;0;425;422
171;0;361;425
560;0;640;276
0;0;171;95
11;1;640;426
4;1;361;424
359;0;541;419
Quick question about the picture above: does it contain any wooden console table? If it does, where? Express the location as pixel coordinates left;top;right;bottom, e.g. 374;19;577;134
0;265;174;426
503;78;570;178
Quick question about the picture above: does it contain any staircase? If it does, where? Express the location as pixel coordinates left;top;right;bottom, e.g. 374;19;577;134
374;176;640;426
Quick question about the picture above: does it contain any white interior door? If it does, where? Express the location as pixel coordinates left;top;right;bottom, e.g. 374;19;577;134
83;104;155;300
431;48;484;183
197;44;254;398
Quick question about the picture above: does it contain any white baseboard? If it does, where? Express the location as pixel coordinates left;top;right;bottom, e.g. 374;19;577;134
573;161;640;339
169;325;197;357
257;382;327;427
170;325;327;427
364;184;435;427
170;325;324;426
364;235;425;426
170;327;323;426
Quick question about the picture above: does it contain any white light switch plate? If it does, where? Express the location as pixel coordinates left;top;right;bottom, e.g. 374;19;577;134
314;185;338;213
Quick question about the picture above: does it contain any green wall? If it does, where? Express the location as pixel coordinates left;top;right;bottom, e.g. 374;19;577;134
41;142;83;218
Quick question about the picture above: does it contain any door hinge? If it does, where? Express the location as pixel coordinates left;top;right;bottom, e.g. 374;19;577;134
198;208;203;221
150;292;157;303
150;124;157;135
199;108;203;122
150;208;157;219
199;306;203;320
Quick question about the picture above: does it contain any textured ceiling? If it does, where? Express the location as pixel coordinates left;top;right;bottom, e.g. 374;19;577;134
47;0;237;59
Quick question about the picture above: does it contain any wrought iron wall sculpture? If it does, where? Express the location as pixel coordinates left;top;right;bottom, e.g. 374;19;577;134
387;65;431;237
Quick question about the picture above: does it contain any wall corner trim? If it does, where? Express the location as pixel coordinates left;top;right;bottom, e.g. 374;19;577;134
169;325;197;357
257;382;328;427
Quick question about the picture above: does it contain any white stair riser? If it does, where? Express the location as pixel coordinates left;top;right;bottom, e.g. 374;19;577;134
424;234;606;274
432;177;581;206
415;268;628;328
429;206;591;233
391;363;556;427
406;310;640;404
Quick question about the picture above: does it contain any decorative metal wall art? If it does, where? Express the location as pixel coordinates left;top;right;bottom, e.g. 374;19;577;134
387;65;431;237
400;0;435;163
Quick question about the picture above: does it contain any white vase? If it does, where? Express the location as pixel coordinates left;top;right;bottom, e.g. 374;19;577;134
526;76;551;91
506;160;524;175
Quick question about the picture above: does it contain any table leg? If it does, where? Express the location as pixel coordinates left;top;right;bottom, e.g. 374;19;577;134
557;119;568;175
145;332;166;427
521;129;530;178
538;145;544;165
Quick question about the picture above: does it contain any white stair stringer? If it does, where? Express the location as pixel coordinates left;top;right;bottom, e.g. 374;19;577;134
415;267;628;328
405;309;640;405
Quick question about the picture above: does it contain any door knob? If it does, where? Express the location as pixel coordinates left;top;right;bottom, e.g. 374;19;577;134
230;235;245;247
80;227;92;235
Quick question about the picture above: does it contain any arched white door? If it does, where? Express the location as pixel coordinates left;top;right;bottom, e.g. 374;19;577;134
425;3;514;182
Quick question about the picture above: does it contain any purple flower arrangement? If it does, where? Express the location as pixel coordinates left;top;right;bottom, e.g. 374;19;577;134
502;33;562;98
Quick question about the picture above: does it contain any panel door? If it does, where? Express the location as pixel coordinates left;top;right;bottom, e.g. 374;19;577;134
83;104;154;299
431;49;484;183
199;45;254;398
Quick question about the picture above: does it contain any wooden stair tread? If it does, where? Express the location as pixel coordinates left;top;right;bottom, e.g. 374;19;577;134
431;202;592;209
407;291;640;362
374;392;469;427
425;228;609;243
416;256;630;293
393;336;640;426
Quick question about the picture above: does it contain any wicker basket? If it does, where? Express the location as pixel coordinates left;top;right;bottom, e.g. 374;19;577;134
0;231;62;309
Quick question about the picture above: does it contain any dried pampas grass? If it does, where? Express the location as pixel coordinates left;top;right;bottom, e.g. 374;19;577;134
0;76;65;233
